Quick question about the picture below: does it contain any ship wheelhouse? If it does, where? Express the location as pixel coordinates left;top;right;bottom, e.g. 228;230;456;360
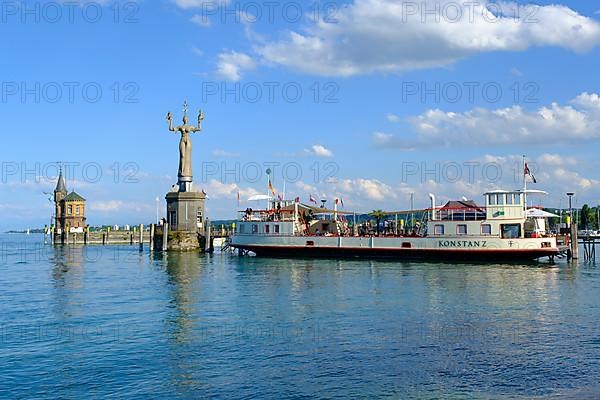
426;189;553;239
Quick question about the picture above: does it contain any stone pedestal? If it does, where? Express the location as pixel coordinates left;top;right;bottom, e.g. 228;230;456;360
165;188;206;251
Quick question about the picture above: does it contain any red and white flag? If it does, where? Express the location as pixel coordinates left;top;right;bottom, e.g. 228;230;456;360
524;162;537;183
309;194;317;204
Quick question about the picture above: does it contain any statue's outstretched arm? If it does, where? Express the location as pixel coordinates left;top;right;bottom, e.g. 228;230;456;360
197;109;204;130
166;112;176;132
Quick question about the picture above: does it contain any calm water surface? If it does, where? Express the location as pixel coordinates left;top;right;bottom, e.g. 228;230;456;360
1;234;600;399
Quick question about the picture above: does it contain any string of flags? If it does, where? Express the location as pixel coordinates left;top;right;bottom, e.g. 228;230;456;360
238;182;345;208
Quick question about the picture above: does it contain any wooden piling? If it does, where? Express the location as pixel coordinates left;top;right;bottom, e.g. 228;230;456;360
149;224;155;251
205;218;211;253
139;224;144;252
162;223;169;251
571;224;579;260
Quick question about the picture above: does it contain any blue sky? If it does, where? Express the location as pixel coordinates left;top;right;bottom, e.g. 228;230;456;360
1;0;600;230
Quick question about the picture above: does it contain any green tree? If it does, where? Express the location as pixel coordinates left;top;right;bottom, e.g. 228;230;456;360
580;204;595;229
369;209;387;235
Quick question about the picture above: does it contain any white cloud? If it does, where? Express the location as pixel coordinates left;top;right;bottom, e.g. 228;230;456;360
335;178;397;201
172;0;208;9
204;179;259;200
538;153;576;166
190;14;211;27
216;51;256;81
386;113;400;122
304;144;333;157
510;67;523;77
212;148;240;157
255;0;600;76
295;180;317;194
376;92;600;148
89;200;153;213
90;200;125;212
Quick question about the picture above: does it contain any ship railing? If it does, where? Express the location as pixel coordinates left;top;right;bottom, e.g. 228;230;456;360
430;207;487;222
238;210;297;223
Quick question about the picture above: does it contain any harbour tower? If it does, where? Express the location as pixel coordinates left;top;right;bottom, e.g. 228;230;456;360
54;169;87;243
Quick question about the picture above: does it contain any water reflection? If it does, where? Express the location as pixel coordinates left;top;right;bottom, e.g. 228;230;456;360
163;252;203;343
49;246;88;320
159;252;206;396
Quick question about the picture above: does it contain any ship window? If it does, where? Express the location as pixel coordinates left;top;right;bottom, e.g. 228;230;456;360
239;224;245;234
252;224;258;234
274;224;280;234
506;194;514;205
457;225;467;235
489;195;497;206
501;224;521;239
434;224;444;235
496;194;505;205
481;224;492;235
402;242;412;248
515;193;522;204
265;224;270;234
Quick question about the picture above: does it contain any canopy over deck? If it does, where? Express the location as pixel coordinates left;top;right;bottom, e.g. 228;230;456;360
526;208;559;218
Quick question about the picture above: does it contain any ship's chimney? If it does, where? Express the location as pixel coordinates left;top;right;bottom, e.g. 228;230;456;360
429;193;436;221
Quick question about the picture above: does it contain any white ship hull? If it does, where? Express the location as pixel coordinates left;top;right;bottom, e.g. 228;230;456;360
231;234;563;261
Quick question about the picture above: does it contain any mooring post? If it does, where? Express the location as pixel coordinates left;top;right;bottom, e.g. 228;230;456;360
205;218;211;253
150;224;155;252
163;223;169;251
139;224;144;252
571;223;579;260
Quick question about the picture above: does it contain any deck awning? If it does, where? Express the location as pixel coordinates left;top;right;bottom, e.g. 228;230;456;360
526;208;559;218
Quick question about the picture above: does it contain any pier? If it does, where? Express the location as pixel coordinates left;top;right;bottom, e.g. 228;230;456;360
579;235;598;262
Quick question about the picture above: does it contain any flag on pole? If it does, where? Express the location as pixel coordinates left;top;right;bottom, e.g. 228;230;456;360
340;198;344;208
524;162;537;183
277;194;283;201
309;194;317;204
268;179;276;196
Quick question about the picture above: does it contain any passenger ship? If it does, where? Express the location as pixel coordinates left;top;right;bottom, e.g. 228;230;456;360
230;190;568;261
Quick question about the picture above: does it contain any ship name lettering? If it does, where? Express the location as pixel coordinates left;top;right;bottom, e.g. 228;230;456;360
438;240;487;248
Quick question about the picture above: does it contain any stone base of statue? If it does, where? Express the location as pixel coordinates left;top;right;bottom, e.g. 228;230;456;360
165;178;207;251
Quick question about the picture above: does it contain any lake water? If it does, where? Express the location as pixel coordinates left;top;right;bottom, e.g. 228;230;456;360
1;233;599;399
